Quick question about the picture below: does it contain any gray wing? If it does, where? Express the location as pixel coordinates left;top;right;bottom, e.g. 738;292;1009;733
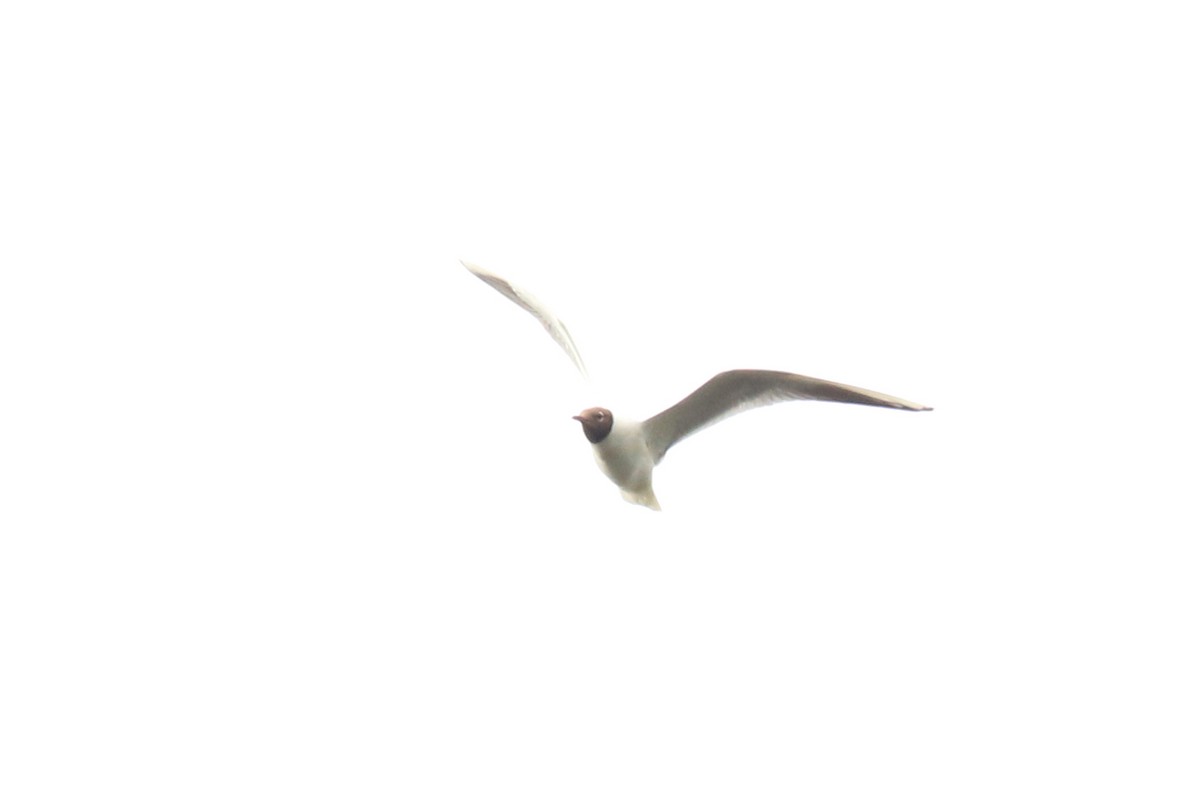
641;369;931;463
461;261;588;378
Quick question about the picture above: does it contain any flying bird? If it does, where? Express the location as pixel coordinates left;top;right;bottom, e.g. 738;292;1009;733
461;261;931;510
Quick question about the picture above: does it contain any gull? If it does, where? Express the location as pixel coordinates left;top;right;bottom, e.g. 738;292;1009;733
461;261;931;510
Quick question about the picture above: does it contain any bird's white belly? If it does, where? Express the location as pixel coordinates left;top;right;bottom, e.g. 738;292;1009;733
592;421;654;493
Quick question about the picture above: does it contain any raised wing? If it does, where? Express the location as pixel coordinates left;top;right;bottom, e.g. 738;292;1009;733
461;261;588;378
641;369;931;462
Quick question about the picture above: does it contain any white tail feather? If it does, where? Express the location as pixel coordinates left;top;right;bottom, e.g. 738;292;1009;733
621;487;661;511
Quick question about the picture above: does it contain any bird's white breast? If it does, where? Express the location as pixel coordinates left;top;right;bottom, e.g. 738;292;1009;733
591;417;655;494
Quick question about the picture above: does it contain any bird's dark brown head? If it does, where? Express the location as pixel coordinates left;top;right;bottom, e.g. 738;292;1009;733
572;407;613;444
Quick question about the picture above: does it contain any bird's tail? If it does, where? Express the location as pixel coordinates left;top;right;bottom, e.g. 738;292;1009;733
621;487;662;511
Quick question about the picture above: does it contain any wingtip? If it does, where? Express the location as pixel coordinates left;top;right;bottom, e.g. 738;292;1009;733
460;260;497;282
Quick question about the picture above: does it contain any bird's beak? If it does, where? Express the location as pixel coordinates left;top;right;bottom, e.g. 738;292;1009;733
572;415;585;422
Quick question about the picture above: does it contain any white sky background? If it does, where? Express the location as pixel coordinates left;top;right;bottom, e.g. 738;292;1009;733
2;1;1197;797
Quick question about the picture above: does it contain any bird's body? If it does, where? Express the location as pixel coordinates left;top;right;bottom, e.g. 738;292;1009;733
585;414;660;510
461;261;931;510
